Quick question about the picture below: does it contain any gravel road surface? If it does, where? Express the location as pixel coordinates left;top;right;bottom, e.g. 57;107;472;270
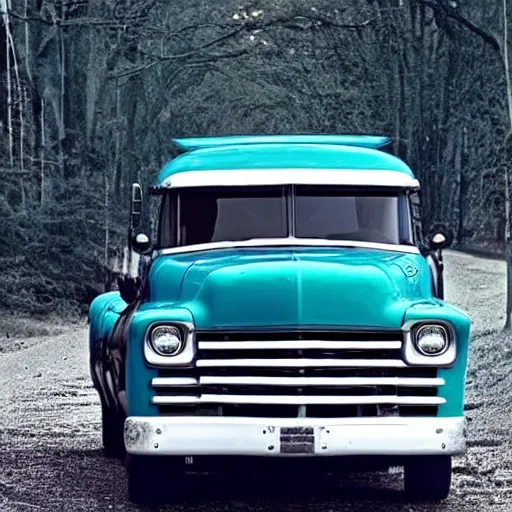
1;250;511;511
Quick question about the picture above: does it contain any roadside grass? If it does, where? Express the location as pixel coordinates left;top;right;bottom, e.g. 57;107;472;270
0;313;84;345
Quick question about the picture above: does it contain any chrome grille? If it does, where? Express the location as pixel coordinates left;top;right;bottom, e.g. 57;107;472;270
152;330;443;418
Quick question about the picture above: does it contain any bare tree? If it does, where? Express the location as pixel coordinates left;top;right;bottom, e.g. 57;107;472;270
1;0;512;315
1;0;13;166
503;0;512;327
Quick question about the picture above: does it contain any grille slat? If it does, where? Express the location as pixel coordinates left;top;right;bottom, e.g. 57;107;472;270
152;377;197;387
152;330;443;418
153;376;444;387
198;340;402;350
197;358;407;368
153;394;445;406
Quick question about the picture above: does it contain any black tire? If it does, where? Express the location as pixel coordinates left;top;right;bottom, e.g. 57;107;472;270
101;402;125;458
404;455;452;501
126;454;186;505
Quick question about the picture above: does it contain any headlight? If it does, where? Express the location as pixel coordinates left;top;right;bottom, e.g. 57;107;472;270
414;324;449;356
150;325;183;356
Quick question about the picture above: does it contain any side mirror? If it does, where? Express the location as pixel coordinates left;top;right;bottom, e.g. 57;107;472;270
130;183;143;233
426;223;454;251
129;183;152;254
131;232;151;253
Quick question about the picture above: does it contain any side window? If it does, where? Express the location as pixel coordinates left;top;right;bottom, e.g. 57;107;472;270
410;192;423;244
157;194;174;248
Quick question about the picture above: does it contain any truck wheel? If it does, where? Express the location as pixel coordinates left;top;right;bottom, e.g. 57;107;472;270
126;455;186;505
101;403;125;458
404;455;452;501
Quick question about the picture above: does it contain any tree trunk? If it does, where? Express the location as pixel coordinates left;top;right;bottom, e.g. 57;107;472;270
1;0;13;166
114;75;122;197
505;154;512;328
503;0;512;328
58;1;66;177
104;172;109;273
40;97;45;205
124;73;142;192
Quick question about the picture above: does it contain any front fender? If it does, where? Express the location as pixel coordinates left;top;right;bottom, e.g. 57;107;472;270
403;301;471;418
88;291;127;394
126;305;195;416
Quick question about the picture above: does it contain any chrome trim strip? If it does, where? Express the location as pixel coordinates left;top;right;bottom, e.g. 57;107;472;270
157;238;420;256
152;395;445;406
161;168;420;189
196;358;406;368
198;376;445;387
152;377;198;387
198;340;402;350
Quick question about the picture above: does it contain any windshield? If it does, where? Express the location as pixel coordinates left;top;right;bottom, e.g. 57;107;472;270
178;186;287;246
295;186;400;244
160;186;409;247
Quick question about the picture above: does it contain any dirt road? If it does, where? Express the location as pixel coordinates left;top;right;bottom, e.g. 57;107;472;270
1;250;511;511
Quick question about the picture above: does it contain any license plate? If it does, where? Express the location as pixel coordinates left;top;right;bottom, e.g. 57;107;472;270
280;427;315;454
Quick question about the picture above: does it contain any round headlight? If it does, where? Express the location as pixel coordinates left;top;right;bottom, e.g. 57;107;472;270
150;325;183;356
414;324;449;356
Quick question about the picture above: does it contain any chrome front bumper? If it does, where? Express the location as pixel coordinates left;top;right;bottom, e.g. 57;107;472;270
124;416;465;457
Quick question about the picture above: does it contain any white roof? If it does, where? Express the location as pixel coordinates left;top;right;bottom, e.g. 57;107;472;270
161;169;420;189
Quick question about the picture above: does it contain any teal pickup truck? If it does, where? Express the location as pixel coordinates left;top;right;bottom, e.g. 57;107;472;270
89;135;471;504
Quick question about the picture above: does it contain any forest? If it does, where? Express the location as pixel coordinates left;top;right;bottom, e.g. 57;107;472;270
1;0;511;318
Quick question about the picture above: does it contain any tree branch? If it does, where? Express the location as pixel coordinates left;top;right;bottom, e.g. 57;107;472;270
5;10;129;27
234;14;373;32
109;48;249;79
4;9;53;25
416;0;501;52
156;25;245;60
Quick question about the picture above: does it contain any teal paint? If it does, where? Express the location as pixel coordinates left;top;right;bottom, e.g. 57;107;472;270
148;248;434;329
89;136;471;422
403;303;471;417
88;291;126;351
173;135;392;151
126;307;194;416
154;141;414;188
89;249;471;418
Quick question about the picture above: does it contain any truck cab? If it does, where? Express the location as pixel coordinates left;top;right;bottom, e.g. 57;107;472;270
88;135;471;504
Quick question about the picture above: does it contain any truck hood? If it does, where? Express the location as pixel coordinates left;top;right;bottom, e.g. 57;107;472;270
146;247;434;329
